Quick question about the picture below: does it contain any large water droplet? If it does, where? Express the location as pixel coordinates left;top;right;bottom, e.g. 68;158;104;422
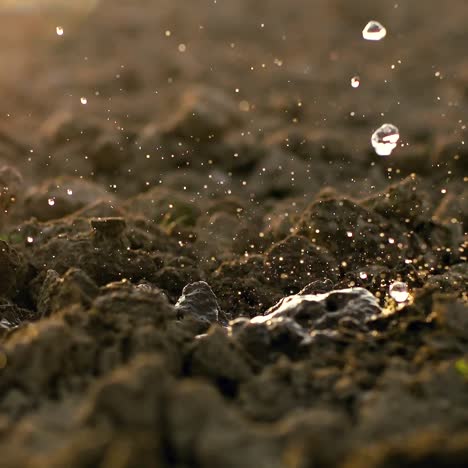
389;281;409;303
351;76;360;88
371;123;400;156
362;21;386;41
56;26;64;36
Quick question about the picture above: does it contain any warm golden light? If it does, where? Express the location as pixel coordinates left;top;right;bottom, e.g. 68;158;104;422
0;0;98;13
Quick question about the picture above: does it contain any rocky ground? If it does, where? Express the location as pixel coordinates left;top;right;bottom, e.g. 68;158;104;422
0;0;467;466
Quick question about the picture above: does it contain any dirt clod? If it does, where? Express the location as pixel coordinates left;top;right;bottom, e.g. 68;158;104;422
0;0;466;466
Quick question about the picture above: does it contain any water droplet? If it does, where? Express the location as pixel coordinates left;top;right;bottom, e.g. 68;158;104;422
56;26;64;36
351;76;360;88
371;123;400;156
80;97;88;105
67;189;73;195
389;281;409;303
26;236;34;244
359;272;368;280
48;198;55;206
362;21;386;41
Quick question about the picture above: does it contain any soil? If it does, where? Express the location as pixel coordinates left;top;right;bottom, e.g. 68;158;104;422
0;0;467;467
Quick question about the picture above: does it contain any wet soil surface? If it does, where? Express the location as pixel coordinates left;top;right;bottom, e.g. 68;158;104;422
0;0;467;466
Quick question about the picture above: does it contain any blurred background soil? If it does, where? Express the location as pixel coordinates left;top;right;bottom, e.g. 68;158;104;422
0;1;466;467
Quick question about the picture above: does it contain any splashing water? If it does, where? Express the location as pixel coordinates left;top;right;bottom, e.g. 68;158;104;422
389;281;409;303
56;26;64;36
371;123;400;156
362;21;386;41
351;76;360;88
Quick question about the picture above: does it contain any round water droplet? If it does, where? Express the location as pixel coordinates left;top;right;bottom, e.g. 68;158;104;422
359;272;368;280
371;123;400;156
389;281;409;303
26;236;34;244
80;97;88;105
351;76;360;88
48;198;55;206
362;21;386;41
67;189;73;195
56;26;64;36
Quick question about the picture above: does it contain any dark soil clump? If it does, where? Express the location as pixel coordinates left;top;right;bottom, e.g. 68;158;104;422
0;0;466;466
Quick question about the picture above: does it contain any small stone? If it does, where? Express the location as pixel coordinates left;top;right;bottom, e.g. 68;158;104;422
175;281;221;323
258;288;382;331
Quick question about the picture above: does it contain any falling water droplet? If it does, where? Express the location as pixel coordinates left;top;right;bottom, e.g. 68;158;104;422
48;198;55;206
56;26;64;36
67;189;73;195
351;76;360;88
26;236;34;244
359;272;368;280
80;97;88;105
371;123;400;156
389;281;409;303
362;21;386;41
